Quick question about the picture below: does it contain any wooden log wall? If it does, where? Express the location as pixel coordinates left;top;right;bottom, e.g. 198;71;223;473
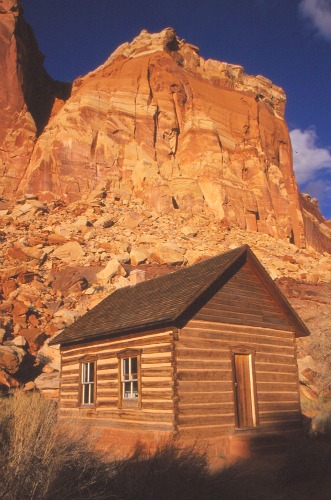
60;329;175;433
194;261;294;331
175;261;302;438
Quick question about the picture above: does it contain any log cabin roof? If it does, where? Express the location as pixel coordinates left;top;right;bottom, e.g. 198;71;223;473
50;245;310;346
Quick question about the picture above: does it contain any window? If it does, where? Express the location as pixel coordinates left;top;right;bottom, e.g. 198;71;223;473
122;357;138;399
117;349;141;408
80;360;96;406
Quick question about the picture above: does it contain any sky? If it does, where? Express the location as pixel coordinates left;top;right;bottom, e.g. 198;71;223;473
22;0;331;219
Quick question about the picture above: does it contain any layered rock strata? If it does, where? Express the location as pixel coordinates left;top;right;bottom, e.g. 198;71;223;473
2;11;327;250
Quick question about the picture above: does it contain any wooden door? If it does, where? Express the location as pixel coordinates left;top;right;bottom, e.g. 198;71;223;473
233;354;257;428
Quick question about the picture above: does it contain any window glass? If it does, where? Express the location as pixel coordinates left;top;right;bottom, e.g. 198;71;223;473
123;358;130;380
131;357;138;376
121;356;139;402
81;361;95;405
132;381;138;397
89;362;94;382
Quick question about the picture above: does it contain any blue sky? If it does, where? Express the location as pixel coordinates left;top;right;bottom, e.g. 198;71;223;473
22;0;331;219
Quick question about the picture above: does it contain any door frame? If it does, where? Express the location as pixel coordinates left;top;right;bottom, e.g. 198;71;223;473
230;346;259;429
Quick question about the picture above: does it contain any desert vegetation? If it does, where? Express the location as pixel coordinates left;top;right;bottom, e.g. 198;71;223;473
1;391;331;499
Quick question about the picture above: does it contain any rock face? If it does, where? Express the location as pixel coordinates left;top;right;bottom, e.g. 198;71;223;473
300;194;331;254
0;0;70;198
1;12;330;252
18;27;305;247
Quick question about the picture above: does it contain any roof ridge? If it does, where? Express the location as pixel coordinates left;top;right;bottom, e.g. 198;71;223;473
49;245;260;346
128;244;248;288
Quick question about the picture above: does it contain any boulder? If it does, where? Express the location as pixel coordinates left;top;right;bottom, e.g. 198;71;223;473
34;371;60;398
14;242;43;260
96;259;126;284
37;339;61;371
53;309;80;326
185;250;205;265
0;264;28;280
181;226;197;238
94;215;115;228
19;328;47;352
0;369;19;388
150;243;185;265
52;241;84;262
11;335;27;347
130;247;149;266
47;233;69;244
121;213;144;229
0;345;23;374
11;203;35;219
23;381;36;391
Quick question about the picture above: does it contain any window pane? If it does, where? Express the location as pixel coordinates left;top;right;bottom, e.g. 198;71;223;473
89;384;94;404
83;384;89;404
123;381;131;398
123;358;129;378
131;357;138;376
132;381;138;397
82;363;87;383
89;363;94;382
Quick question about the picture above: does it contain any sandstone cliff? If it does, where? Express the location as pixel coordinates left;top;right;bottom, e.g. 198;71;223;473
0;0;70;199
0;7;330;252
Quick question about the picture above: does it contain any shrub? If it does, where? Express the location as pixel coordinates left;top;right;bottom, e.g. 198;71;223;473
0;391;114;499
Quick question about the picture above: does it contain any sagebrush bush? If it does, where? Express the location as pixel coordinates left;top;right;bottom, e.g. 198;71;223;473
0;391;114;500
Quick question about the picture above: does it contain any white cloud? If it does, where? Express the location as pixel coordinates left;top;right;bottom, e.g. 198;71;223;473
299;0;331;41
290;128;331;183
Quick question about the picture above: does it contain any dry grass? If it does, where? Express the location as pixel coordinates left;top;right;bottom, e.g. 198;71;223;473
0;391;114;499
1;391;331;499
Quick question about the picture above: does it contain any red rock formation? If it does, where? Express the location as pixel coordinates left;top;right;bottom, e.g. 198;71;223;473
0;14;330;252
300;194;331;253
0;0;70;198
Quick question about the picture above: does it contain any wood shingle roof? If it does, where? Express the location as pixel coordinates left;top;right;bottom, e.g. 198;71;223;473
50;245;309;346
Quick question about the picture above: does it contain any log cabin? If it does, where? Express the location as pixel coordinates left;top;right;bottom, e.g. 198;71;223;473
50;245;309;461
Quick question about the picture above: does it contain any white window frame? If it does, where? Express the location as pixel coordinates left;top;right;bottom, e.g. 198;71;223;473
81;361;95;406
117;349;141;408
121;356;139;400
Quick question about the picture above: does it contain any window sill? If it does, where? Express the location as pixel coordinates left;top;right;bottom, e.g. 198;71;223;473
79;405;97;411
119;400;141;410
